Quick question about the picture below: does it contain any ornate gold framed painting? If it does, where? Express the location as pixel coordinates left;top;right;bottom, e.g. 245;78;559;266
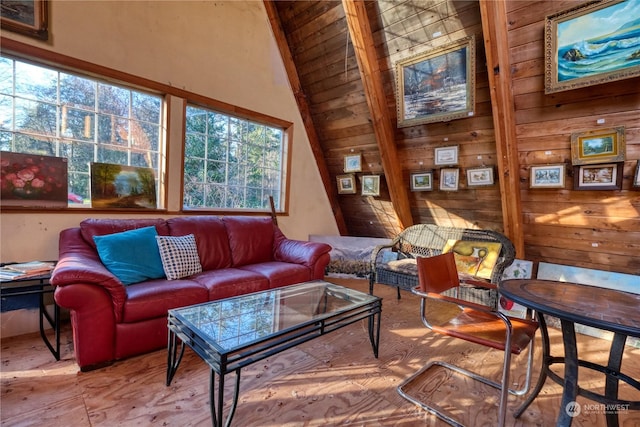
571;126;625;165
395;36;475;127
0;0;48;40
544;0;640;93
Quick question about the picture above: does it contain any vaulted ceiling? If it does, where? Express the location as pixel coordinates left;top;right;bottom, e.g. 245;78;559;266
264;0;524;251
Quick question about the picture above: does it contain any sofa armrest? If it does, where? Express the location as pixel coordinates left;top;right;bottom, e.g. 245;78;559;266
51;228;127;322
273;228;332;268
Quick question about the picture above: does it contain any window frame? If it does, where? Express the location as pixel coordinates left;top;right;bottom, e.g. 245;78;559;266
181;100;292;215
0;38;293;216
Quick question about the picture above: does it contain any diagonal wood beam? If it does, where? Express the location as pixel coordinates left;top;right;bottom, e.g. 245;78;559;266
479;0;525;256
341;0;413;230
263;0;348;235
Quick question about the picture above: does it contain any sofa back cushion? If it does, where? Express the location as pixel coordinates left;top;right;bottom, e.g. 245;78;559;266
222;216;274;267
166;216;232;270
80;218;169;249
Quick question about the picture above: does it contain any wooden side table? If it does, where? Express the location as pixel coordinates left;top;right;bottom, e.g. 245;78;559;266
0;265;60;360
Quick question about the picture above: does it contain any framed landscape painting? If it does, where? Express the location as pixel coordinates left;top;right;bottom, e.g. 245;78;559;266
395;36;475;127
0;0;48;40
466;166;494;187
439;168;459;191
545;0;640;93
337;174;356;194
571;127;625;165
530;164;565;189
410;171;433;191
573;162;623;191
361;175;380;196
90;163;157;209
434;146;459;166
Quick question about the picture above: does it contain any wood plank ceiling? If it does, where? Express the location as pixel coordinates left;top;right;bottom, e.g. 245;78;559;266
264;0;640;276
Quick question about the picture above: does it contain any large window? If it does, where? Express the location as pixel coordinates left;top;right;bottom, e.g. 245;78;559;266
0;56;163;207
183;104;285;211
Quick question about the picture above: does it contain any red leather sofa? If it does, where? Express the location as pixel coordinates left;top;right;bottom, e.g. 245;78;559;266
52;216;332;371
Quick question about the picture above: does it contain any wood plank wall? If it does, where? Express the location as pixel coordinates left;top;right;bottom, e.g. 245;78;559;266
507;1;639;274
273;0;639;275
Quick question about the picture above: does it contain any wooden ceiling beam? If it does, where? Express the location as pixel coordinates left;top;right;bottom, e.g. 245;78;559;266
341;0;413;229
263;0;348;235
479;0;525;256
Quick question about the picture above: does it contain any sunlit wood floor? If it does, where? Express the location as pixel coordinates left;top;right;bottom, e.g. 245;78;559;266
1;278;639;426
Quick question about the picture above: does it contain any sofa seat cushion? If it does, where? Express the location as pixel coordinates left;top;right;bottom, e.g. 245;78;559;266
192;268;269;300
239;262;311;288
122;279;208;323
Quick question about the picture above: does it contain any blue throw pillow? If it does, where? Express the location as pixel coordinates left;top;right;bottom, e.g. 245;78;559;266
94;226;166;285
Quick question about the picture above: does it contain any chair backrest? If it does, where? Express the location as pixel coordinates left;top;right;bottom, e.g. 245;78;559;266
417;252;460;294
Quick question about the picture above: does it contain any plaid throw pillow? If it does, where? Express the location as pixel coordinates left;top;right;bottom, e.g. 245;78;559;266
155;234;202;280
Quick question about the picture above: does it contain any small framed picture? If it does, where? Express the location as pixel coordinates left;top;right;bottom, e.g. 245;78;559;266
439;168;459;191
466;166;494;187
361;175;380;196
434;146;459;166
344;154;362;173
571;127;625;166
410;171;433;191
573;163;623;191
634;161;640;189
337;174;356;194
530;164;566;189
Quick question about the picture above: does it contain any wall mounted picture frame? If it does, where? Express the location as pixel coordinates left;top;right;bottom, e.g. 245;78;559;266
337;174;356;194
573;162;623;191
0;151;68;208
634;161;640;189
571;126;625;165
439;168;459;191
90;163;157;209
395;36;475;127
410;171;433;191
530;164;566;189
0;0;48;40
361;175;380;196
466;166;494;187
544;0;640;94
343;154;362;173
434;145;459;166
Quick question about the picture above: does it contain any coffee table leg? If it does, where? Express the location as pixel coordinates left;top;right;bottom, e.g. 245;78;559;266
166;329;186;386
368;301;381;358
210;368;242;427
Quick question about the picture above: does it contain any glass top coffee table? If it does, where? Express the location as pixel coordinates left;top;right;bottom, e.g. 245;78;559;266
166;279;382;427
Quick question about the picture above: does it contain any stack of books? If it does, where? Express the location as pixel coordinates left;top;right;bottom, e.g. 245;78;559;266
0;261;55;281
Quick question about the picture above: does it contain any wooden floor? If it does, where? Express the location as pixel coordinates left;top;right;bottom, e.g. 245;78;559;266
1;278;639;426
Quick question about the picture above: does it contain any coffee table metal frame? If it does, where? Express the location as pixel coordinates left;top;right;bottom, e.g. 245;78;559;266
166;281;382;427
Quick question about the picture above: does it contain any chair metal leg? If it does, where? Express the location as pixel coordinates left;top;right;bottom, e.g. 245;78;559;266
398;336;536;427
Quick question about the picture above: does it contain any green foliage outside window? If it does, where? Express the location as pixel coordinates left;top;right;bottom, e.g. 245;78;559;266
183;105;284;211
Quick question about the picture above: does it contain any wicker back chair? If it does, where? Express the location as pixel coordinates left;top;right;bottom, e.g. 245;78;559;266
369;224;516;308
